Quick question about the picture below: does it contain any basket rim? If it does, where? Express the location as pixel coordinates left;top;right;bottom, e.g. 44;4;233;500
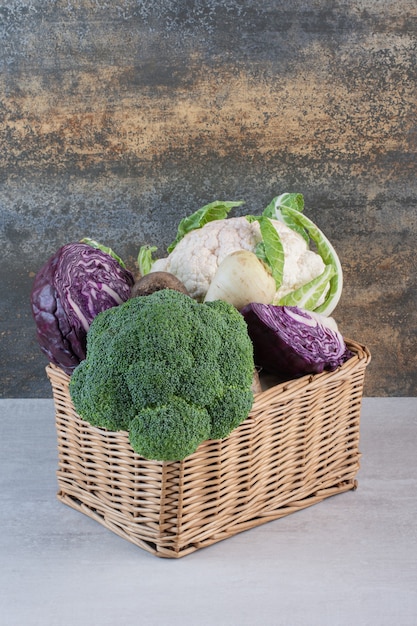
45;337;370;438
45;337;370;382
253;337;370;399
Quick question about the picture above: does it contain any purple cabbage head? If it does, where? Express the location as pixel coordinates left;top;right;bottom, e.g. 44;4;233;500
241;303;352;381
30;242;134;374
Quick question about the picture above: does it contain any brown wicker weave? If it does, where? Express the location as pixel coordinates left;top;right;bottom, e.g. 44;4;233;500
46;339;370;558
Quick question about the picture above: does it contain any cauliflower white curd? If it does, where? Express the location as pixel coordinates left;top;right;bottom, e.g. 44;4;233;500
151;216;325;302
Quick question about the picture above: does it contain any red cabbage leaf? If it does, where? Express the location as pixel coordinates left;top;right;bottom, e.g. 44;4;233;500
241;303;352;381
30;242;134;374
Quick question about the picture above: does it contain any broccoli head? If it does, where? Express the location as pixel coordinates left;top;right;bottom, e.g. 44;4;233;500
69;289;255;461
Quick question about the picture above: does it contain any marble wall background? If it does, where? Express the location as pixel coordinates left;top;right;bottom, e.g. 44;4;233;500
1;1;416;396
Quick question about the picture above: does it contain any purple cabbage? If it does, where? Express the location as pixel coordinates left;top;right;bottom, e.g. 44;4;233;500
30;242;134;374
241;303;352;381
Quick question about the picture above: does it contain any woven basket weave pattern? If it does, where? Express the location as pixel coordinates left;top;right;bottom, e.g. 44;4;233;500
47;339;370;558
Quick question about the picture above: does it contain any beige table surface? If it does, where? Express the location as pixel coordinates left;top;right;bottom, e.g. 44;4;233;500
1;397;416;626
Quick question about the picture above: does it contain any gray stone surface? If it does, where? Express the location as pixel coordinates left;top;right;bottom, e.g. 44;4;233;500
1;397;416;626
0;1;416;397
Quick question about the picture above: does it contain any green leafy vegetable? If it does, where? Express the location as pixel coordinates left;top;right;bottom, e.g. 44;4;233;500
80;238;127;268
167;200;244;253
263;194;309;244
278;205;343;316
137;244;158;276
278;264;336;310
263;192;304;215
246;215;284;289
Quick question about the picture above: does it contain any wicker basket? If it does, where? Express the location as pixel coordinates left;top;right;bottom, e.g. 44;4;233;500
46;339;370;558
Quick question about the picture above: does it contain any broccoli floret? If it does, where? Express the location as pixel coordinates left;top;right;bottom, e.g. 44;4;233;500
129;397;211;462
205;300;255;389
69;289;255;461
208;385;254;440
70;359;133;431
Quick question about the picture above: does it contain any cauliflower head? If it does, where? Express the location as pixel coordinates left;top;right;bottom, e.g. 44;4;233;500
151;217;325;302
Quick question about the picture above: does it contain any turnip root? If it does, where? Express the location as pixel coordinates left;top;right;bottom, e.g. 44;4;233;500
203;250;276;310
